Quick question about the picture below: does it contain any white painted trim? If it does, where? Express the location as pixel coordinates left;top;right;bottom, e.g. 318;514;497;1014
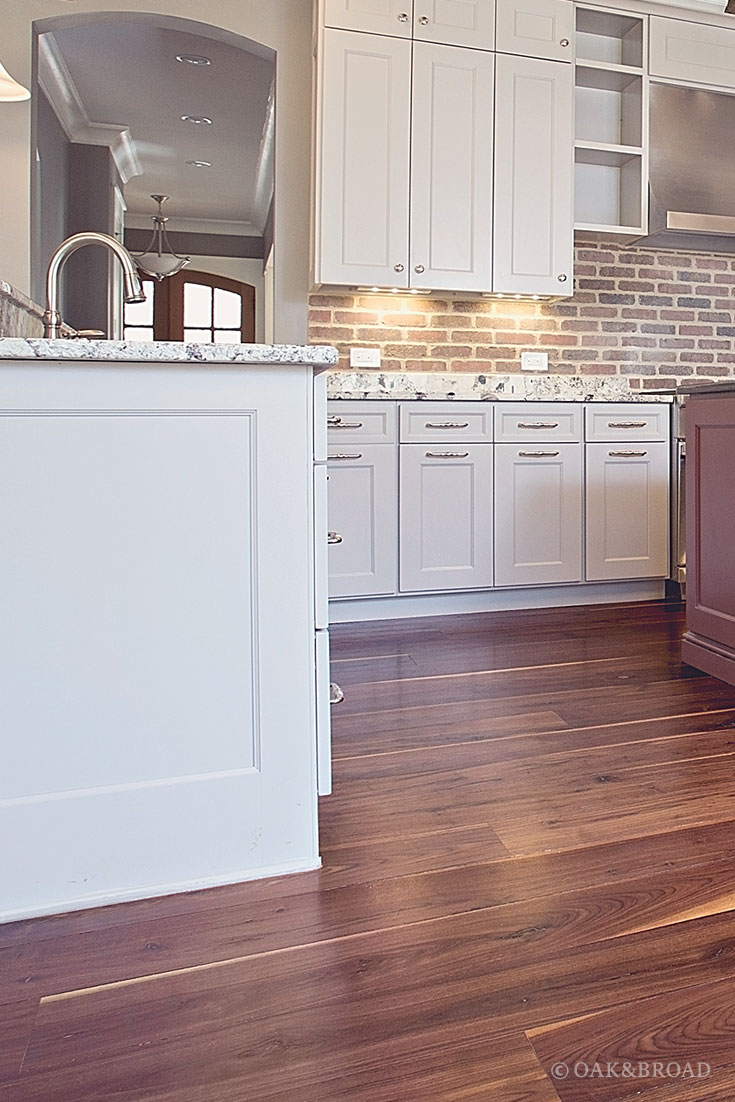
0;857;322;925
37;33;142;184
252;78;275;233
329;580;666;622
124;214;259;236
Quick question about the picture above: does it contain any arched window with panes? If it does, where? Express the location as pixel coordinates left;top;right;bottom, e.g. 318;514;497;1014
124;270;256;343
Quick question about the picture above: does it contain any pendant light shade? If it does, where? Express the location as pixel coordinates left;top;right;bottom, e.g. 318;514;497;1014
132;195;190;281
0;61;30;102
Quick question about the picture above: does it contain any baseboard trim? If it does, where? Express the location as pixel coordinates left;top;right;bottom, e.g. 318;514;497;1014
682;630;735;687
0;856;322;925
329;580;666;623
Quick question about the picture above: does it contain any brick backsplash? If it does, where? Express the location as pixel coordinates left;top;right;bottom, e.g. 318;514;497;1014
308;240;735;389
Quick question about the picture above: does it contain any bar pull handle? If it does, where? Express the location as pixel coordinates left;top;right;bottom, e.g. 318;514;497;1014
518;450;560;457
516;421;559;429
425;451;470;458
608;421;647;429
424;421;470;429
328;453;363;460
609;450;648;457
329;682;345;704
329;421;363;429
327;532;343;545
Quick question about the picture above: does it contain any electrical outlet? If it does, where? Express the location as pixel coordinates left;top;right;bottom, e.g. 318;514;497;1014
350;347;381;369
521;351;549;372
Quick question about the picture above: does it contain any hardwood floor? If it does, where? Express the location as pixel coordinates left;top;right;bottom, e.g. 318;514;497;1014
7;600;735;1099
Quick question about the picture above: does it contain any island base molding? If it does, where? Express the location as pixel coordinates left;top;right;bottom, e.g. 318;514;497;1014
682;630;735;688
329;580;666;623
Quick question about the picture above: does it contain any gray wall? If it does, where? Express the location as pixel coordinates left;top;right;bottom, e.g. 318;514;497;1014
34;89;70;307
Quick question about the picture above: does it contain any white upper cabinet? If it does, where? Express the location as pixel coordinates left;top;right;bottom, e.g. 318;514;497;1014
322;0;495;48
649;16;735;88
410;43;495;291
493;53;573;295
413;0;496;50
323;0;414;37
316;29;411;287
496;0;573;62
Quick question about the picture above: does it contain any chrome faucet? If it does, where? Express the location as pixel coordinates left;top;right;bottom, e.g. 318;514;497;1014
43;231;146;339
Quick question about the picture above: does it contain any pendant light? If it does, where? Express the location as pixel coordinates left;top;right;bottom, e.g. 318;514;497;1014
0;61;30;102
132;195;190;281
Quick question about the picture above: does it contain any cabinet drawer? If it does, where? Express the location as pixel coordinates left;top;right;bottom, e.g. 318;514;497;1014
585;403;669;443
399;401;493;442
650;16;735;88
327;401;397;444
495;402;581;442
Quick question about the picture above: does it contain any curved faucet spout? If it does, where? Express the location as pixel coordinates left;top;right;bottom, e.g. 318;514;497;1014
44;231;146;340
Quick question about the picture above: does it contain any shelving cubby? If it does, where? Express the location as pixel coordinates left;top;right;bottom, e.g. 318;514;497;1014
574;6;648;235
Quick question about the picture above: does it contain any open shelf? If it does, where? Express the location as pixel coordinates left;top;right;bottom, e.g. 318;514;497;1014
576;61;643;91
574;153;644;232
575;141;644;166
576;8;644;67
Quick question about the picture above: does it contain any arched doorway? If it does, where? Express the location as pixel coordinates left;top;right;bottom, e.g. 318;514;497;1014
124;269;256;343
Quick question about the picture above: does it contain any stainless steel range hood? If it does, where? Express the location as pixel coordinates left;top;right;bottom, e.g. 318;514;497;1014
637;82;735;253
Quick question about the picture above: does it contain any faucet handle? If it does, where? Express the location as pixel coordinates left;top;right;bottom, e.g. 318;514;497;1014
71;329;106;340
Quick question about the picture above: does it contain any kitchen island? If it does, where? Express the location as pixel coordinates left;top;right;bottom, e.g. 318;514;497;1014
680;381;735;686
0;338;337;922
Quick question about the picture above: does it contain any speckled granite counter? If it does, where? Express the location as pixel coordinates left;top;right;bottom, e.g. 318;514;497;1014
327;371;674;402
0;337;339;366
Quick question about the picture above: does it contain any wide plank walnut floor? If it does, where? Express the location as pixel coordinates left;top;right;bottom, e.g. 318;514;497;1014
7;600;735;1099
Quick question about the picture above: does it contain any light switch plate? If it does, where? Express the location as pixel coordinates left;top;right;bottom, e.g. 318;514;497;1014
521;351;549;372
350;347;381;369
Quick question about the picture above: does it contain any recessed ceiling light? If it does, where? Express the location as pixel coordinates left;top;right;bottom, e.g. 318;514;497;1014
176;53;212;66
181;114;213;125
186;159;212;168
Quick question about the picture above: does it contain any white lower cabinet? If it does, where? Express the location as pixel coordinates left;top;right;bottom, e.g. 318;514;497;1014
494;443;582;586
585;442;670;581
399;443;494;591
327;443;397;597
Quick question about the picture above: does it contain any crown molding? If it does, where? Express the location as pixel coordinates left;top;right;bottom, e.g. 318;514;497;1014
37;33;142;185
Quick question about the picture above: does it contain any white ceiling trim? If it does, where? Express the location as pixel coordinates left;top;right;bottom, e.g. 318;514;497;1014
124;213;260;236
37;33;142;185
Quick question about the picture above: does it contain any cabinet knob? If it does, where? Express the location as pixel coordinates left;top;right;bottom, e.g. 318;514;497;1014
394;263;405;273
557;273;568;282
418;15;430;24
414;264;425;274
560;37;570;46
397;11;409;20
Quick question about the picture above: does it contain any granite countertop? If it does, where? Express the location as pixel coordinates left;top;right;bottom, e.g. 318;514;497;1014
327;371;674;402
678;381;735;396
0;337;339;367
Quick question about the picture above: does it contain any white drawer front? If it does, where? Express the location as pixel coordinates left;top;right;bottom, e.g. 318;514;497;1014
650;16;735;88
327;401;397;444
495;402;581;442
399;401;493;442
585;403;669;443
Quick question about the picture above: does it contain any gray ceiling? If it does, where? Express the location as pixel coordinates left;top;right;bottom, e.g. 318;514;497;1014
47;19;275;228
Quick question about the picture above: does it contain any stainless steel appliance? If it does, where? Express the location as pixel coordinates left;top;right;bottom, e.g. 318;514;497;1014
670;396;687;597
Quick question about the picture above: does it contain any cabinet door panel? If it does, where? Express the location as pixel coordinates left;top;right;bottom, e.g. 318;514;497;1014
318;30;411;287
323;0;413;36
410;43;494;292
650;16;735;88
494;444;582;586
399;444;493;591
328;444;397;597
495;0;573;62
413;0;495;50
493;53;573;295
586;442;669;581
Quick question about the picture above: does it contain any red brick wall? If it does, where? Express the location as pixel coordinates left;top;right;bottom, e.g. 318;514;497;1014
308;240;735;389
